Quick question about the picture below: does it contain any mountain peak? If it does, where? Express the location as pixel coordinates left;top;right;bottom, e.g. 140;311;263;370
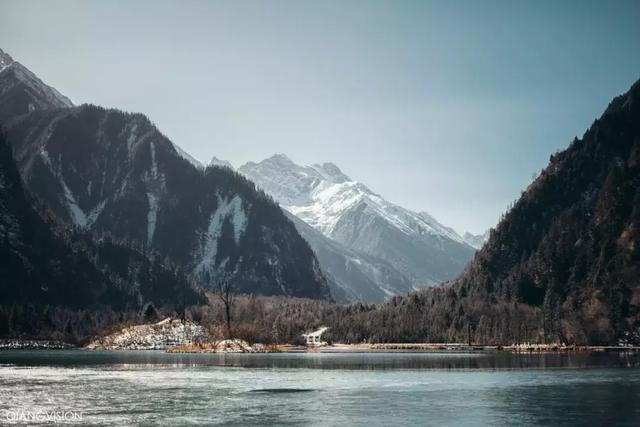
209;156;233;169
265;153;295;165
0;48;15;72
0;47;73;116
170;143;204;169
312;162;351;183
462;230;490;250
241;153;473;292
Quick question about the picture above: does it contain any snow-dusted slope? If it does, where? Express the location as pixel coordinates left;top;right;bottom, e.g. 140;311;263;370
240;155;475;295
240;155;464;242
463;230;491;250
284;211;415;303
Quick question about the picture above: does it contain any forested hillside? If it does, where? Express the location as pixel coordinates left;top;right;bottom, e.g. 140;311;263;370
0;132;203;342
322;79;640;345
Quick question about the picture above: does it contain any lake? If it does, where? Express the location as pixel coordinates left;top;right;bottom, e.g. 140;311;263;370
0;350;639;425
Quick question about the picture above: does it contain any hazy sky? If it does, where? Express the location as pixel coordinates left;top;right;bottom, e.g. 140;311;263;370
1;0;639;234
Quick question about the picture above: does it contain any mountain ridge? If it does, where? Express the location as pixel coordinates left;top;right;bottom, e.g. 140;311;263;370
324;78;640;345
239;154;475;300
0;48;331;302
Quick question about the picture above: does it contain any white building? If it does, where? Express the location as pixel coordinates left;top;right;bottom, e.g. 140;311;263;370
302;327;328;346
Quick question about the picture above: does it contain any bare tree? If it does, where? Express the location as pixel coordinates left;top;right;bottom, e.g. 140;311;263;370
214;274;236;339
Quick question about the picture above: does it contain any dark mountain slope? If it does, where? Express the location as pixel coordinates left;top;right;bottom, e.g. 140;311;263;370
0;131;121;308
0;48;330;300
0;132;202;310
454;78;640;343
0;48;72;123
459;78;640;338
3;106;329;299
325;79;640;345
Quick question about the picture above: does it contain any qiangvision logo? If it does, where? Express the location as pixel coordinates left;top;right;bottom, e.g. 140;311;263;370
3;408;83;424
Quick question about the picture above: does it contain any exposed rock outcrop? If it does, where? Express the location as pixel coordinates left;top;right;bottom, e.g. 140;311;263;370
86;318;210;350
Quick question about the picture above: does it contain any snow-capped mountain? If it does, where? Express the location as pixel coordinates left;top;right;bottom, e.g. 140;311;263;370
240;154;475;297
284;211;414;303
0;48;330;301
462;230;491;250
240;154;463;241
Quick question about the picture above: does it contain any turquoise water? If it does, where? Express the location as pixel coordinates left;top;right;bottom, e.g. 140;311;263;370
0;350;639;425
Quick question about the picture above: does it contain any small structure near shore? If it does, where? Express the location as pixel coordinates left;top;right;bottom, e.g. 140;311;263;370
302;327;328;346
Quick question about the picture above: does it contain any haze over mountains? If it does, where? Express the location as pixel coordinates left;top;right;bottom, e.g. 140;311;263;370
240;155;476;302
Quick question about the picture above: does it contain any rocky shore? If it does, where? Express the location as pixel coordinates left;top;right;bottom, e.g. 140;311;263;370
0;339;74;350
167;339;278;353
85;318;210;350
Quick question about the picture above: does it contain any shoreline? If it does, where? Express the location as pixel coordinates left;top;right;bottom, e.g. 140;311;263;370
0;339;75;350
2;339;639;354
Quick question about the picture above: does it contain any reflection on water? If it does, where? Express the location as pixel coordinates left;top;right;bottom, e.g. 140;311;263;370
0;350;639;426
0;349;639;370
248;388;315;393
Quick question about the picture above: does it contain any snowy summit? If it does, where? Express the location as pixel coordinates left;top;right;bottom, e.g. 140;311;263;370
239;155;475;293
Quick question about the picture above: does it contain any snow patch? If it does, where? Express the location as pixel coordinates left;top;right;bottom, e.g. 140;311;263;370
194;195;248;277
126;122;138;154
60;178;88;228
40;149;104;229
149;142;158;178
147;192;159;246
39;149;52;167
87;200;106;227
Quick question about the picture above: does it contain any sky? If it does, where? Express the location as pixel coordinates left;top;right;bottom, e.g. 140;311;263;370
1;0;639;235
